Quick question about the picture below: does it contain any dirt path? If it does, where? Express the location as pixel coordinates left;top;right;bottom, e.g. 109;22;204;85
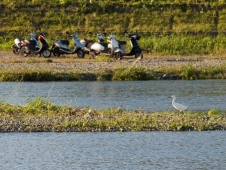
0;51;225;72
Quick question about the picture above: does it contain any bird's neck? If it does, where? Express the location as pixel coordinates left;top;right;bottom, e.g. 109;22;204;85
172;98;176;104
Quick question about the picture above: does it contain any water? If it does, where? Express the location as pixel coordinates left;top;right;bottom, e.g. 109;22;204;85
0;132;225;170
1;81;226;169
1;80;226;111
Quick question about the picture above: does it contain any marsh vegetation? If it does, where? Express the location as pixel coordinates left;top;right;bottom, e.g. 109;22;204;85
0;63;226;81
0;97;225;132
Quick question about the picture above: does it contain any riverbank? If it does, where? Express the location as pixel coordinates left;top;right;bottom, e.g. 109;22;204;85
1;51;226;81
1;52;226;132
0;97;225;132
1;51;226;71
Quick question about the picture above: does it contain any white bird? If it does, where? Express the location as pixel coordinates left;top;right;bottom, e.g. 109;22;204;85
170;95;187;112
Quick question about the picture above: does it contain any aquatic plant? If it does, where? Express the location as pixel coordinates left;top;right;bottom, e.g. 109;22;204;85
182;65;198;80
156;64;226;80
112;67;156;81
0;63;226;81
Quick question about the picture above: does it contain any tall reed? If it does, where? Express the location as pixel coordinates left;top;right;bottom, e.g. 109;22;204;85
139;34;226;55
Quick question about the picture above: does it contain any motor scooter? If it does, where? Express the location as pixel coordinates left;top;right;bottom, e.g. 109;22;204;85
12;33;39;55
80;34;122;59
20;33;51;58
51;33;85;58
119;32;143;59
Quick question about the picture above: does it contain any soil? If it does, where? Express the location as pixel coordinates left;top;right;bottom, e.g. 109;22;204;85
0;50;226;72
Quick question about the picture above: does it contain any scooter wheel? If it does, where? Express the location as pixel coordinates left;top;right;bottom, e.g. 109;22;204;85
52;47;61;57
77;49;85;58
107;48;112;54
12;45;20;55
23;53;28;57
21;47;28;57
115;51;123;60
42;49;51;58
135;52;141;58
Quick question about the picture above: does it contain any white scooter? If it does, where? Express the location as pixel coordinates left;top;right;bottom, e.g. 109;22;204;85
80;34;122;59
51;33;85;58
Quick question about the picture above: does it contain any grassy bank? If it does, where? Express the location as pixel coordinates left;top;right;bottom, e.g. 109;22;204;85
2;1;226;55
0;64;226;81
1;0;226;34
0;97;225;132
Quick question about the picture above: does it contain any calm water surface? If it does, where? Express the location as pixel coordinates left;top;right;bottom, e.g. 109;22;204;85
0;132;225;170
0;80;226;111
1;81;226;169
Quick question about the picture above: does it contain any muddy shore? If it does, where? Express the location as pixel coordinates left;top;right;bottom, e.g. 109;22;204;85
0;51;226;72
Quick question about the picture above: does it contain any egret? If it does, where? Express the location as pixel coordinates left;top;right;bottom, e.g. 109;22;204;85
170;95;187;112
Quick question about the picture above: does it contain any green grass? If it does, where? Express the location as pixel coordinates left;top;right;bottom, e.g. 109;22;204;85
3;34;226;56
138;34;226;56
0;97;225;132
112;67;156;81
0;64;226;81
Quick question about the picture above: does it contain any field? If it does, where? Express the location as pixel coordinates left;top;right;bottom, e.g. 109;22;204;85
2;1;226;55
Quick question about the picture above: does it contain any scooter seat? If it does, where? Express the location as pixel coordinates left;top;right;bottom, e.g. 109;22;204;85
58;40;69;46
25;40;36;45
117;41;127;45
18;38;24;41
100;42;108;48
84;39;94;48
83;38;93;42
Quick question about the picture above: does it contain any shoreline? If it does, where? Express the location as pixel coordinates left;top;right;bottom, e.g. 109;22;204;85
1;51;226;81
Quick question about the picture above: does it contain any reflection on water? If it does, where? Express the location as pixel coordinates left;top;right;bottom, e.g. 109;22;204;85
0;132;226;170
0;80;226;111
